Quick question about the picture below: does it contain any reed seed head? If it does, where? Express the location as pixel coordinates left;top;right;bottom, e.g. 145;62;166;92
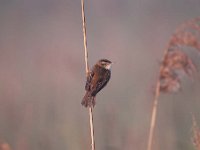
159;17;200;93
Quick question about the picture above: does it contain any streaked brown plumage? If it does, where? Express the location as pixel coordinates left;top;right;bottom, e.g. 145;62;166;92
82;59;112;107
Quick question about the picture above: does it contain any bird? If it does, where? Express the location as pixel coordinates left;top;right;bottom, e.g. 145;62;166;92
82;59;112;107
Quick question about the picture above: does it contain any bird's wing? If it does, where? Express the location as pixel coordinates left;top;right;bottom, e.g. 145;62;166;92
85;70;94;91
91;71;111;96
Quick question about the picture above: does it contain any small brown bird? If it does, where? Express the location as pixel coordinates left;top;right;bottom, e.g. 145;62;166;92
82;59;112;107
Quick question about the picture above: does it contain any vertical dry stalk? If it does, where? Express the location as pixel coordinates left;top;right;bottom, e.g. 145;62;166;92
89;107;95;150
147;81;160;150
192;116;200;150
147;17;200;150
81;0;95;150
81;0;89;74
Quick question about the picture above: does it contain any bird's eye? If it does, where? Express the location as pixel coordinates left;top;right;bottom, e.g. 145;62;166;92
101;62;106;66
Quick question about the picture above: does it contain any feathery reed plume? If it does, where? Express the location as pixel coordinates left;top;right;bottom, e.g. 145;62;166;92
192;116;200;150
147;17;200;150
81;0;95;150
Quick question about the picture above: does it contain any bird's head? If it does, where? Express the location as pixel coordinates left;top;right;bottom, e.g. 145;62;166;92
97;59;112;70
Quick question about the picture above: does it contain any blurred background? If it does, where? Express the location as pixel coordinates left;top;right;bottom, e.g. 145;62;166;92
0;0;200;150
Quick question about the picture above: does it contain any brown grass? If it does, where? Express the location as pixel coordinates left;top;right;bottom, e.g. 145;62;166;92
147;17;200;150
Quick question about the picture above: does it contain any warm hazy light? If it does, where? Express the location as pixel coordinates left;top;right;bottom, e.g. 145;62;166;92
0;1;200;150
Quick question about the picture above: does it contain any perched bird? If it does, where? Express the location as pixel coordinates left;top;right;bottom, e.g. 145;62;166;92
82;59;112;107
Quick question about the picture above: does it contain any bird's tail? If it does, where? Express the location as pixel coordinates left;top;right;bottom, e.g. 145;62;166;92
81;92;95;107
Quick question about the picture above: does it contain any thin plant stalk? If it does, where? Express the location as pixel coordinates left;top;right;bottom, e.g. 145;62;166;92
81;0;89;74
147;81;160;150
81;0;95;150
147;46;169;150
192;115;200;150
89;107;95;150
